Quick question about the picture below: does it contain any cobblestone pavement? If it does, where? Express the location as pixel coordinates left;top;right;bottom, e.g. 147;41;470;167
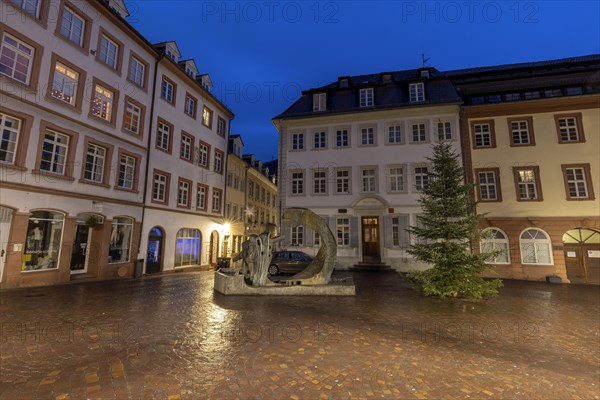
0;271;598;400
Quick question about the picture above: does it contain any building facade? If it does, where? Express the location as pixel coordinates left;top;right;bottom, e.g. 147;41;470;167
274;69;462;270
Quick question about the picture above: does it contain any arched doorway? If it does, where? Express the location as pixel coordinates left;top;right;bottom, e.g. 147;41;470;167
209;231;219;267
563;228;600;284
146;227;164;274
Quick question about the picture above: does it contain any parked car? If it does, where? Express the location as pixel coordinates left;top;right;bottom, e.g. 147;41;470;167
268;250;313;275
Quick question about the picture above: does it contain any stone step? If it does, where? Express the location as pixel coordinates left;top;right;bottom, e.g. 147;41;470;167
349;262;396;273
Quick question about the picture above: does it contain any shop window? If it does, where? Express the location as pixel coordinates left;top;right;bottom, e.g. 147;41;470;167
108;217;133;263
23;210;64;271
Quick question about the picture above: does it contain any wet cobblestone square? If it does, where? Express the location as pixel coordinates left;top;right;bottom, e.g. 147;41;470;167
1;272;598;399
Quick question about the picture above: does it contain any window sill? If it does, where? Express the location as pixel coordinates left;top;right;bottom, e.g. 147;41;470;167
21;267;59;273
114;186;139;194
0;163;27;172
88;114;116;129
31;170;75;182
79;179;111;188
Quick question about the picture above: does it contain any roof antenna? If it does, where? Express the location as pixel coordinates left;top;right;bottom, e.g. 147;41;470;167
421;53;431;68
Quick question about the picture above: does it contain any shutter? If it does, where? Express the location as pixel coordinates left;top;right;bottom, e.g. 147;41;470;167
305;227;314;247
399;214;410;249
349;216;359;248
383;216;393;248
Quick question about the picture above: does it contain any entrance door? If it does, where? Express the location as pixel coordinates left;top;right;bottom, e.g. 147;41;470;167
70;224;91;274
0;207;13;282
563;228;600;285
564;246;585;284
209;231;219;267
361;217;380;263
146;227;163;274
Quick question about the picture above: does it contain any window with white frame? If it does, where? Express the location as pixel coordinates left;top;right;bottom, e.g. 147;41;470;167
391;217;401;247
335;129;349;147
336;169;350;194
473;123;493;147
180;135;192;161
388;166;404;192
212;189;222;212
51;62;78;105
156;122;170;151
437;121;452;141
152;172;168;202
91;84;113;122
480;228;510;264
557;116;582;142
40;130;69;175
214;151;223;174
313;93;326;111
196;185;207;210
563;166;591;199
199;143;209;168
313;131;326;149
202;107;212;127
99;35;118;69
123;101;141;134
510;120;532;145
291;171;304;195
409;82;425;102
0;33;35;84
360;88;374;107
388;125;402;144
161;79;174;103
361;127;375;145
414;166;428;191
411;123;427;142
184;95;196;117
361;167;376;193
337;218;350;246
117;154;135;190
313;170;327;194
23;210;65;271
84;143;106;183
520;228;552;264
217;117;226;136
314;230;321;246
291;226;304;246
11;0;40;17
175;228;200;267
109;217;132;263
60;7;84;46
178;180;190;207
128;57;144;86
477;170;499;201
0;113;21;164
515;168;540;200
291;133;304;150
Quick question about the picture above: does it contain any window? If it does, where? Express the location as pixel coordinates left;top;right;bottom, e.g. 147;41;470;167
555;114;585;143
152;171;169;203
520;228;553;265
437;121;452;141
562;164;594;200
409;82;425;102
175;228;200;267
60;7;84;46
480;228;510;264
291;133;304;150
313;93;326;111
361;127;375;146
217;117;226;137
40;130;69;175
505;93;521;101
212;189;222;213
0;113;21;164
314;230;321;246
177;179;191;207
544;89;561;98
514;167;541;201
524;91;540;100
0;33;35;84
180;133;193;162
91;84;114;122
214;150;224;174
361;167;376;193
337;218;350;246
108;217;132;263
508;117;534;146
199;142;209;168
360;88;374;107
391;217;401;247
313;170;327;194
388;166;404;193
471;121;495;148
83;143;106;183
51;62;78;105
291;226;304;246
156;121;171;152
184;94;196;118
161;77;175;104
291;171;304;195
202;106;213;128
336;169;351;194
117;154;136;190
11;0;40;17
313;131;326;149
476;169;501;201
566;87;583;96
388;125;402;144
335;129;349;147
196;184;207;211
128;57;145;87
411;123;427;143
123;101;141;134
22;211;64;271
99;34;118;69
414;166;428;191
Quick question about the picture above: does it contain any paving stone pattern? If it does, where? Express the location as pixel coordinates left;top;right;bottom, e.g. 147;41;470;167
0;272;598;399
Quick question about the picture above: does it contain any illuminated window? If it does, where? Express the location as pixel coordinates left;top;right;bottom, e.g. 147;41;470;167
91;84;113;122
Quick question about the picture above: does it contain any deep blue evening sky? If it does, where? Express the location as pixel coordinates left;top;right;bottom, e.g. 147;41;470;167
129;1;600;161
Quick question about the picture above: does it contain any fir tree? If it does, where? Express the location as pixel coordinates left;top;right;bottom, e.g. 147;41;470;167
406;141;502;299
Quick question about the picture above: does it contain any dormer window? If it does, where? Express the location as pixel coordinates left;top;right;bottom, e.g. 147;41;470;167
185;67;193;76
360;88;374;107
313;93;326;111
165;49;175;61
420;69;430;79
409;82;425;102
338;78;349;88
